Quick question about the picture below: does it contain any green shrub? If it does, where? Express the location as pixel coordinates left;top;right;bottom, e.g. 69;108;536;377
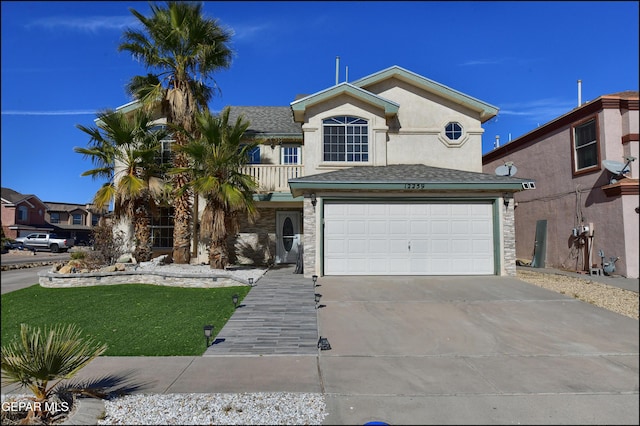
70;251;86;260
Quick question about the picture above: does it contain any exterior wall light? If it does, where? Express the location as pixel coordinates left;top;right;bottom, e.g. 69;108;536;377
310;193;317;207
503;193;512;207
203;325;214;348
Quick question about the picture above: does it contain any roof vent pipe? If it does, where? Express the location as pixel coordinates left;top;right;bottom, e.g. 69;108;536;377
335;56;340;85
577;79;582;106
345;66;348;83
494;135;500;149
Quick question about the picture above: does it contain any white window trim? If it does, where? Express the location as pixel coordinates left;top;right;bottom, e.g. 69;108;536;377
280;145;302;165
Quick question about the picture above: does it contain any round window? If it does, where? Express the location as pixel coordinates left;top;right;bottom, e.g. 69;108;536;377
445;122;463;140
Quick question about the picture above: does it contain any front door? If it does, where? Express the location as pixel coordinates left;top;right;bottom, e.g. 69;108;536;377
276;211;301;264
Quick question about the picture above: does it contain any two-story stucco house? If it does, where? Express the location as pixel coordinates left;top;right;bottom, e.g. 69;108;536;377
483;91;639;278
217;66;533;277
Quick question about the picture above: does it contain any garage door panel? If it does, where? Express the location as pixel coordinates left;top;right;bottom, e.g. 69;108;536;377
368;239;389;254
348;239;368;253
344;220;367;237
431;221;450;233
324;202;494;275
451;220;470;234
410;220;429;234
451;239;470;253
369;220;387;235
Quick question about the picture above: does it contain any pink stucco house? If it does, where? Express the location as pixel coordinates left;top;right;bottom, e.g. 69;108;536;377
482;92;639;278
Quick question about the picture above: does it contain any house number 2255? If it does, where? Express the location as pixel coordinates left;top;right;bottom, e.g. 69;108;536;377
404;183;425;189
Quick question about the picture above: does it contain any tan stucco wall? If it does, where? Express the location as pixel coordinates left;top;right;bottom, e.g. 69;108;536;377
365;78;485;172
299;79;487;177
301;94;390;175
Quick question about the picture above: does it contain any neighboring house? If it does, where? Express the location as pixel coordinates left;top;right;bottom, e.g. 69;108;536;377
483;91;639;278
1;187;51;239
44;201;104;245
1;187;104;243
113;65;534;276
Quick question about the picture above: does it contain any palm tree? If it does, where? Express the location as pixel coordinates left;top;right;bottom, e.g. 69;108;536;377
1;323;107;406
75;109;169;263
173;107;258;269
119;1;233;264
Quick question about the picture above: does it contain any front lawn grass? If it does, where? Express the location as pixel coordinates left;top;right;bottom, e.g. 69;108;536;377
1;284;250;356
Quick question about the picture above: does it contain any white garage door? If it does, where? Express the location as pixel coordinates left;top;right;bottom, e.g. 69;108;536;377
324;202;494;275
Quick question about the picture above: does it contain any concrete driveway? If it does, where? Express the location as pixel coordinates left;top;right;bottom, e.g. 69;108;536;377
316;275;639;425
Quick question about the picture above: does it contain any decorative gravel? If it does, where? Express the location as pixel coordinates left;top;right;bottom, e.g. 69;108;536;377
517;269;639;319
97;392;328;425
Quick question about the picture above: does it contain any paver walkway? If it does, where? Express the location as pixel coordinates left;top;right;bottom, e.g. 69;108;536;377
204;265;319;356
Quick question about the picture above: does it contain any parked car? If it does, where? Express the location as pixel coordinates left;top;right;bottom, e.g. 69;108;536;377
14;233;74;253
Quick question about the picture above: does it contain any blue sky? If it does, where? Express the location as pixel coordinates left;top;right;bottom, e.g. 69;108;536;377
1;1;638;204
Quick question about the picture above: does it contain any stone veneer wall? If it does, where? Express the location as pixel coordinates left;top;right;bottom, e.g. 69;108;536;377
231;206;304;266
503;201;516;276
303;197;316;277
231;208;277;265
39;270;249;288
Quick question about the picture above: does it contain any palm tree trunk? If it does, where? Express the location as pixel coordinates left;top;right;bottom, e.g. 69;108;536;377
133;203;153;263
208;238;228;269
171;151;192;264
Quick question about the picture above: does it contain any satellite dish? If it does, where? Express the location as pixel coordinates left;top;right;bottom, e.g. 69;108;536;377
602;160;630;176
495;161;518;177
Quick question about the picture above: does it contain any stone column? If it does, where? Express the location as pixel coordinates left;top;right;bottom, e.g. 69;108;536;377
503;199;517;276
303;195;317;277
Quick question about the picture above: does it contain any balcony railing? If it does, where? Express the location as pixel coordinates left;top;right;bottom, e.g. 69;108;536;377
240;164;304;193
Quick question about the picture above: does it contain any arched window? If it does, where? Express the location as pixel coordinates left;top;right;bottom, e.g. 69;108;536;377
323;116;369;162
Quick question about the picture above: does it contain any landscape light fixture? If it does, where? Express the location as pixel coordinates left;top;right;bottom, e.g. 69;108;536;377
312;275;318;286
248;277;254;287
317;336;331;350
203;325;214;348
315;293;322;309
232;294;239;308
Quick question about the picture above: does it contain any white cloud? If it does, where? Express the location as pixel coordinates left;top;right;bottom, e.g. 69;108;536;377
459;58;507;66
226;22;273;42
2;110;97;116
498;98;575;122
26;15;138;32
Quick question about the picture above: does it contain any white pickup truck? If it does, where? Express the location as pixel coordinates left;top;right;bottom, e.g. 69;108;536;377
14;233;75;253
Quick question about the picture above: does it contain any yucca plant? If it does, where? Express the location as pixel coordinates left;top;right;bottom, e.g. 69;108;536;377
1;324;108;404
